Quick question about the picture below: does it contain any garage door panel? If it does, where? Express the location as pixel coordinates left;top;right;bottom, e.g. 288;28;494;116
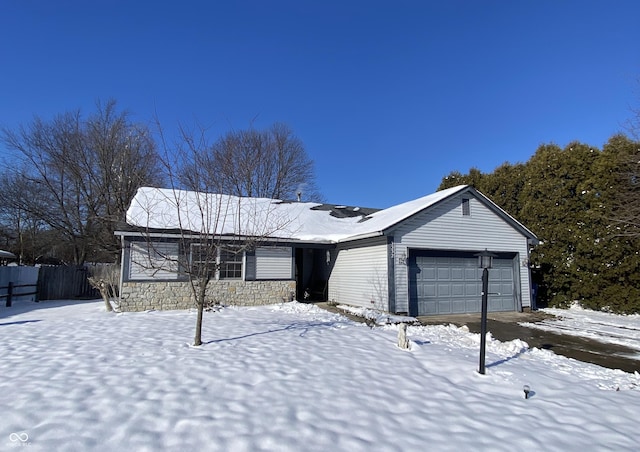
489;282;503;293
438;300;452;314
424;284;436;297
465;283;479;296
451;299;467;313
418;300;437;315
464;268;477;279
410;253;516;316
490;297;513;311
451;283;465;296
489;282;513;296
424;268;436;280
466;299;480;312
437;284;450;296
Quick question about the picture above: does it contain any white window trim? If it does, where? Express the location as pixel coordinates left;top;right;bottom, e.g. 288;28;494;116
189;243;244;280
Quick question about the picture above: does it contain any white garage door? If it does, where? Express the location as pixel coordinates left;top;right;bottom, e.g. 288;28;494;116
409;253;516;316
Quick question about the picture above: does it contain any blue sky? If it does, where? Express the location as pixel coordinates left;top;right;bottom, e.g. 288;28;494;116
1;1;639;208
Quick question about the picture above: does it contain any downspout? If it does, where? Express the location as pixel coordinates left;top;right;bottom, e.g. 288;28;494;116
387;236;396;314
527;238;537;311
119;234;126;308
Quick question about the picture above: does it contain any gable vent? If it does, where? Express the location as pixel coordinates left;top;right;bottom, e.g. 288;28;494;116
462;198;470;216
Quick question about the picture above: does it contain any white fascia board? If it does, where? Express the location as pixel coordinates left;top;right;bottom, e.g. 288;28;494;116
336;231;384;244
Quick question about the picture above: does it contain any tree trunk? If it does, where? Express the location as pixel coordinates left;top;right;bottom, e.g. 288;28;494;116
102;292;114;312
193;282;206;346
194;301;204;346
88;276;113;312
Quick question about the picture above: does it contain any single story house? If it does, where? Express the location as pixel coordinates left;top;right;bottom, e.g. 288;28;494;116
115;185;538;316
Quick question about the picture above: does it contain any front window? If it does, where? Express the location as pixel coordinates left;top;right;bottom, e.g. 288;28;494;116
190;243;244;280
190;242;217;278
219;246;243;279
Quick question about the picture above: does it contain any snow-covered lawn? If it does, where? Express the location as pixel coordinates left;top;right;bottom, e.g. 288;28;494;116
1;300;639;451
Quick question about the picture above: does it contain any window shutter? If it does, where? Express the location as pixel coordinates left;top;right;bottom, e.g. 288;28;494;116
245;249;256;281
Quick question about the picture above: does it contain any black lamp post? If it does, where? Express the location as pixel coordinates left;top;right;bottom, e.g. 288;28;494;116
475;249;497;375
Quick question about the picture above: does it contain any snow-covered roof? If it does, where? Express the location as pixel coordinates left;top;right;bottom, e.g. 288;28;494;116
124;185;533;243
0;250;16;259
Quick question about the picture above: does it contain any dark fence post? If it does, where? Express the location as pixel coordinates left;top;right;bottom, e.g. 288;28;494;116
6;281;13;307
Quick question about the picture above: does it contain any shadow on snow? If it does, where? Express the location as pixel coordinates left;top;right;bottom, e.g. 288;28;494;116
205;319;351;344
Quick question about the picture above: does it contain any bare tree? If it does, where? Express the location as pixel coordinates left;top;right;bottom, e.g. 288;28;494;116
181;122;322;202
0;100;162;263
131;121;294;345
605;134;640;236
88;263;121;312
0;172;47;263
606;96;640;237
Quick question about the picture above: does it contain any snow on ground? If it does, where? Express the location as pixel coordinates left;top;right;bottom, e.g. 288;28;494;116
522;303;640;358
1;300;640;451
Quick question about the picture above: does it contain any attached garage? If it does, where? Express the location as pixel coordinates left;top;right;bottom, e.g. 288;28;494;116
386;187;537;316
408;250;518;316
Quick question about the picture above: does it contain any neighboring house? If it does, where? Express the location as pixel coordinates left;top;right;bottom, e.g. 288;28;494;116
0;250;17;266
115;185;538;316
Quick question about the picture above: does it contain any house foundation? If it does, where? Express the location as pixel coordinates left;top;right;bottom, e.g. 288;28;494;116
119;280;296;312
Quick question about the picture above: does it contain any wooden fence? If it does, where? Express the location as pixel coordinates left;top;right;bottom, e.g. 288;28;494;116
0;264;119;304
0;282;39;307
0;266;39;305
37;265;100;300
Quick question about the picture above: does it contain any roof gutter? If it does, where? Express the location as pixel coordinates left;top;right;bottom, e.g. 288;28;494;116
336;230;384;244
114;229;336;245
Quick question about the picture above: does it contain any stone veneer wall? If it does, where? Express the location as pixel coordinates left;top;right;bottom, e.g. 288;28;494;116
120;280;297;312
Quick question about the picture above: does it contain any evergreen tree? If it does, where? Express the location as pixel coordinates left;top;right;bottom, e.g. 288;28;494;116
438;167;485;190
520;143;580;307
590;135;640;312
481;162;526;219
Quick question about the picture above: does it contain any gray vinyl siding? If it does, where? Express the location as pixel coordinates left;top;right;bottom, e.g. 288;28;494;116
390;194;532;314
255;246;293;279
328;237;389;310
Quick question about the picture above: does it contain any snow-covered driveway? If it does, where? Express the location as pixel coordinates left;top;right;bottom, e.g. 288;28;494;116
522;304;640;358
